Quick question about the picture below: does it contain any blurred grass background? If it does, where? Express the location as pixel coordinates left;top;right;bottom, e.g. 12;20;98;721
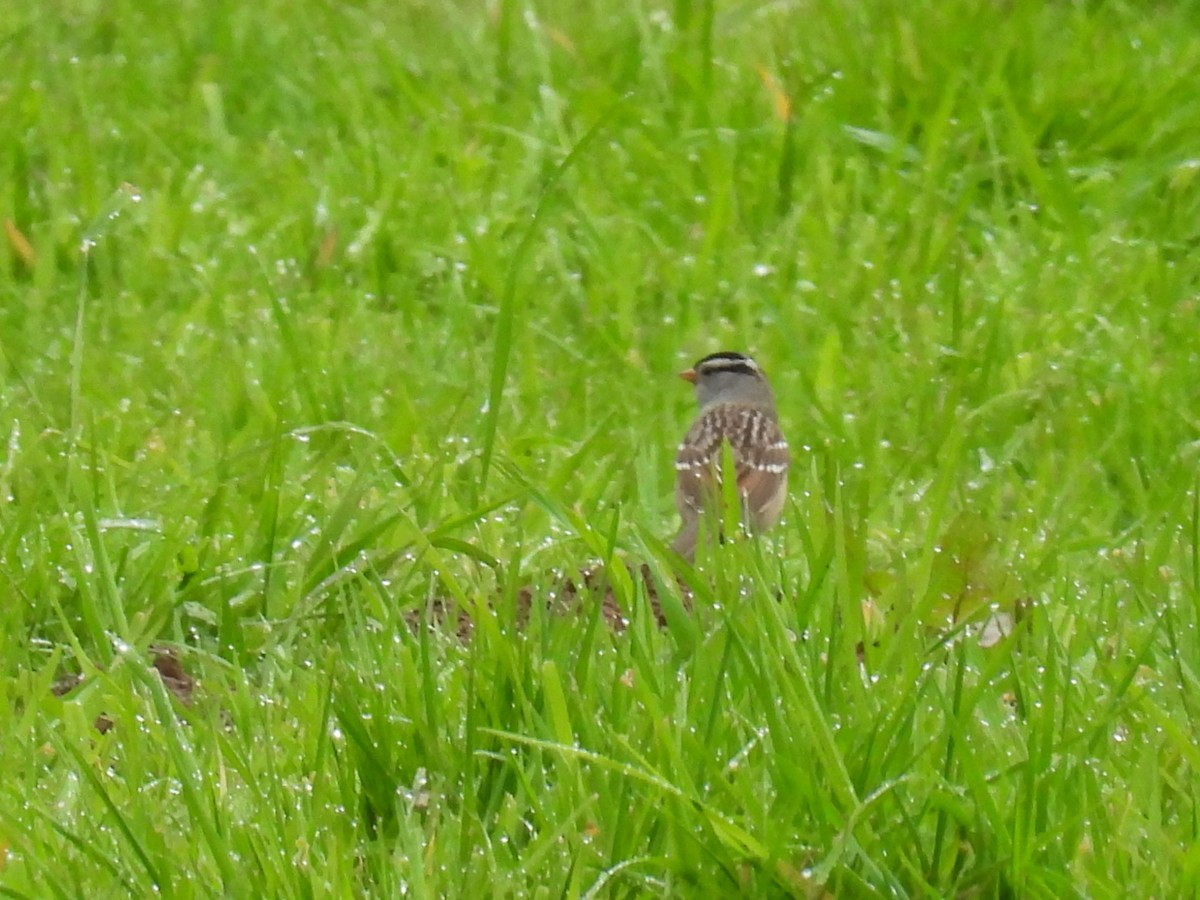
2;0;1200;895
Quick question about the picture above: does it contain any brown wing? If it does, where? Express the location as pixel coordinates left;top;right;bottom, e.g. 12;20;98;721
675;404;789;531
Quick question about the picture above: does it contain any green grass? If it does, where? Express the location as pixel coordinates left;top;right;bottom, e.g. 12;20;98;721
3;0;1200;895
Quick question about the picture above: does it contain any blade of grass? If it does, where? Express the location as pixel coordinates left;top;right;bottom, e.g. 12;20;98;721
479;96;628;490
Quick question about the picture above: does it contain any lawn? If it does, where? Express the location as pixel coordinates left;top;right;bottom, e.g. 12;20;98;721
2;0;1200;895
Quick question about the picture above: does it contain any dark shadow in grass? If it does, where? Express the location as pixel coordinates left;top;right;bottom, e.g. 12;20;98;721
51;644;196;734
403;562;693;640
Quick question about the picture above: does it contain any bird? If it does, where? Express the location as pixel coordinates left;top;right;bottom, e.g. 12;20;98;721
672;351;790;560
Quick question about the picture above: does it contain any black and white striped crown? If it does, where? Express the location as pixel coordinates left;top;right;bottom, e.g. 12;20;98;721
694;351;763;379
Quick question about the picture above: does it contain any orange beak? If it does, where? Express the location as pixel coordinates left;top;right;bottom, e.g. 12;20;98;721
678;368;697;384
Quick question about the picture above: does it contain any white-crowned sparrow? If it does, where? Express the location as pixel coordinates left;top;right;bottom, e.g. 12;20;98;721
672;351;790;559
